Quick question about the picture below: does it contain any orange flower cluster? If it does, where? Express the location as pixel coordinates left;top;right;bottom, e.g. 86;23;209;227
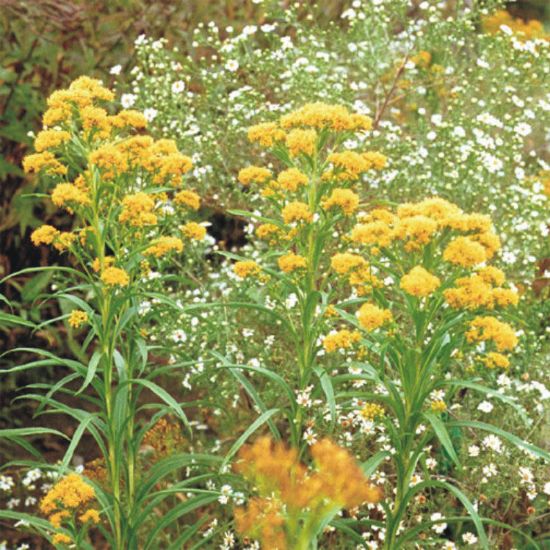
40;473;100;544
234;437;380;549
236;103;387;280
482;10;549;41
26;76;203;294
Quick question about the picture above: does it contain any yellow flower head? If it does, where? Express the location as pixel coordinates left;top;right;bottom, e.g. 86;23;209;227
472;232;501;259
323;329;361;353
328;151;371;180
477;266;506;286
393;215;438;249
330;252;367;275
322;188;360;215
174;190;201;210
247;122;286;147
400;266;441;298
181;222;207;240
357;303;393;331
111;109;147;129
351;221;394;248
31;225;60;246
233;260;262;279
278;253;307;273
431;400;447;413
145;237;184;258
40;473;95;516
119;193;157;227
51;183;90;209
362;151;388;170
282;201;313;225
34;130;71;152
443;237;487;268
53;232;77;252
444;213;492;233
79;508;100;524
68;310;88;329
101;267;130;287
279;103;372;132
285;128;317;157
52;533;72;546
238;166;272;186
89;144;128;177
154;153;193;186
23;152;67;175
256;223;280;242
466;316;518;352
277;168;308;192
360;402;385;420
480;352;510;370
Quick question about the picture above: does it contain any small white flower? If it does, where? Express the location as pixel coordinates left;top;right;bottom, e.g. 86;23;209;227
303;427;317;446
171;329;187;343
225;60;239;72
171;80;185;93
514;122;532;137
144;108;158;122
110;64;122;75
121;93;137;108
462;532;478;545
468;445;480;457
430;512;447;534
477;401;493;413
519;467;534;485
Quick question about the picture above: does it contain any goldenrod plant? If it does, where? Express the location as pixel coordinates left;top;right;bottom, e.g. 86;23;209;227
2;77;218;548
327;198;549;548
226;103;387;447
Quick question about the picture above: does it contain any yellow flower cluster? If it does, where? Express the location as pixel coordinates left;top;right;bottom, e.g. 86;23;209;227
480;352;510;370
286;128;317;157
327;151;386;180
233;260;262;279
68;310;88;328
238;166;272;186
181;222;206;241
101;267;130;287
357;303;393;332
279;103;372;132
323;329;361;353
330;253;382;295
281;201;313;225
351;198;500;262
322;188;360;215
34;130;71;152
23;151;67;176
278;253;307;273
31;225;60;246
482;10;549;41
444;269;518;310
277;168;308;192
360;402;385;420
400;266;441;298
119;193;157;227
144;236;184;258
247;121;286;147
234;436;380;548
40;473;100;542
443;236;487;268
51;183;91;209
174;190;201;210
431;400;447;413
466;316;518;352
